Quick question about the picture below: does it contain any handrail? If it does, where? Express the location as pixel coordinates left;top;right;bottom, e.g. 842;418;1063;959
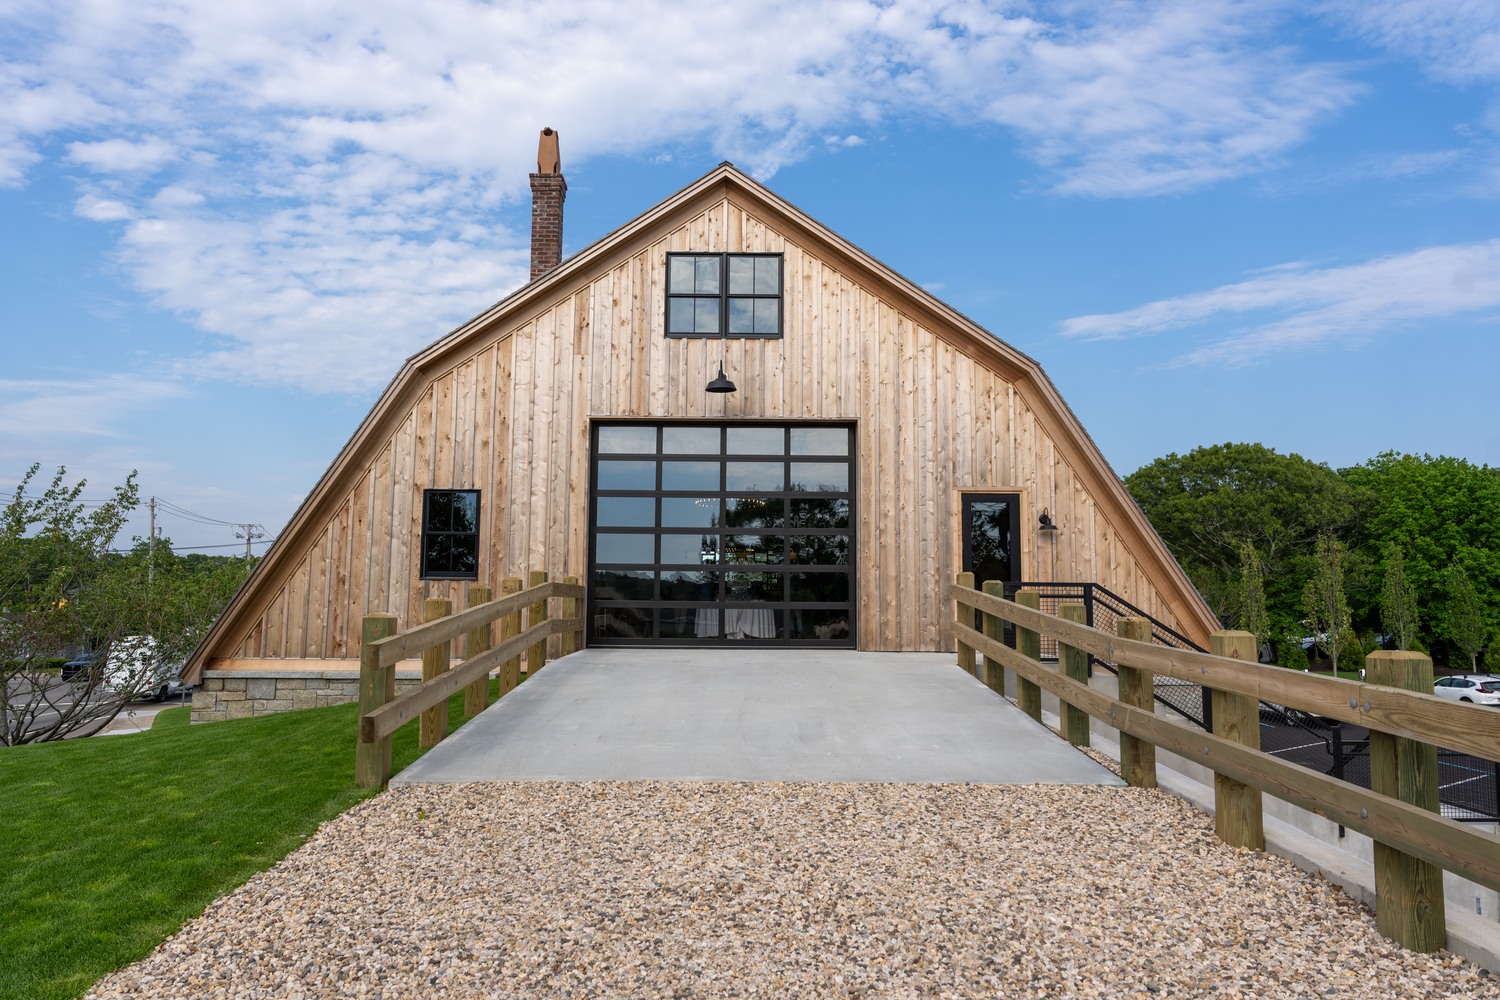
954;617;1500;894
953;583;1500;764
366;581;584;669
360;615;583;743
356;571;584;787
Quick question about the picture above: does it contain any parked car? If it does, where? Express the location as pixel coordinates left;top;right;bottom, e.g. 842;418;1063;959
59;651;104;681
1433;675;1500;706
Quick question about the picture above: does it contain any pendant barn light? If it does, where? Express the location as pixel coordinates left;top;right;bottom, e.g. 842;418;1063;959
1038;509;1058;532
706;362;737;393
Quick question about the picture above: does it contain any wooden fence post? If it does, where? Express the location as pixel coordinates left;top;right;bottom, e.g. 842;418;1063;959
1058;603;1090;747
561;574;579;657
982;581;1005;696
1209;629;1264;850
464;585;492;718
1116;617;1157;789
500;576;522;692
526;570;549;676
1367;649;1446;952
955;573;976;675
356;613;399;788
1014;590;1043;722
420;597;453;748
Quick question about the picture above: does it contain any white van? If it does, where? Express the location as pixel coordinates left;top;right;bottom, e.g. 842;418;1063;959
103;637;191;703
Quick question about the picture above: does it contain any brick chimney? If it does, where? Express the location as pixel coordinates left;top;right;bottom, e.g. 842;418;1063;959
529;127;566;280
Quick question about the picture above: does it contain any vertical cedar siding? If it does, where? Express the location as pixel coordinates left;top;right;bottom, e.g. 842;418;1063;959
202;196;1198;665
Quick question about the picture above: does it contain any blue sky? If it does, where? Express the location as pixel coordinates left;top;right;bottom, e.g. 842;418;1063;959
3;0;1499;551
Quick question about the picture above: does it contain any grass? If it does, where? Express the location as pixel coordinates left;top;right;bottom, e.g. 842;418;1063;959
0;679;508;1000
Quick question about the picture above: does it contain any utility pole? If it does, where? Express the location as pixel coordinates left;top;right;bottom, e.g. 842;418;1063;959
234;524;266;562
148;496;157;586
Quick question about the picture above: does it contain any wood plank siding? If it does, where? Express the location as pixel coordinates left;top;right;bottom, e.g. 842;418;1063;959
190;168;1212;678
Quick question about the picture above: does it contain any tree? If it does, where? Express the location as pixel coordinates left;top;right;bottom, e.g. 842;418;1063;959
0;464;144;744
1239;541;1270;651
1379;543;1420;651
1304;533;1352;677
1445;563;1487;673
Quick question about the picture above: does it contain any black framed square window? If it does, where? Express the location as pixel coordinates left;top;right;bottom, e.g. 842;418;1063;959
665;253;782;339
421;489;481;580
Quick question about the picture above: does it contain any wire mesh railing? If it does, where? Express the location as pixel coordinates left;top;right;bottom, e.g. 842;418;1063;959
985;580;1500;823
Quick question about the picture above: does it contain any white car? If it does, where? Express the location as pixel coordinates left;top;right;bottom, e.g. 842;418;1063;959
103;637;191;703
1433;675;1500;706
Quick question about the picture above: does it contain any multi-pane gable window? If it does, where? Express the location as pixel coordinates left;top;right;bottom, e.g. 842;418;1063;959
421;489;480;580
665;253;782;338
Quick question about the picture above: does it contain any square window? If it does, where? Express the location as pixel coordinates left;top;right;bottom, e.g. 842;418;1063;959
594;607;653;639
789;462;848;492
726;534;783;564
666;253;783;339
597;461;657;491
791;427;849;456
726;497;783;528
661;497;721;527
596;533;655;564
420;489;481;580
661;571;719;602
594;570;654;601
596;496;656;527
662;461;720;491
727;426;784;454
726;462;783;491
598;426;657;454
660;607;720;639
661;533;719;564
662;426;720;454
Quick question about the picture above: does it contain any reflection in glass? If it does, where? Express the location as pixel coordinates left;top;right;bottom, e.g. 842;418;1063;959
595;533;655;564
788;535;849;565
789;572;849;603
661;497;720;528
597;461;656;490
598;426;657;454
424;534;450;572
788;497;848;528
726;572;782;602
788;462;848;492
660;533;719;564
596;496;655;527
660;571;719;602
727;426;784;454
723;608;784;639
725;496;783;528
968;501;1012;591
659;607;720;639
450;493;478;532
594;607;652;639
725;534;783;564
662;426;720;454
728;256;779;295
662;461;720;491
670;255;719;294
790;427;849;456
594;570;654;601
426;492;452;531
790;610;850;641
726;462;782;491
728;298;779;335
449;536;478;575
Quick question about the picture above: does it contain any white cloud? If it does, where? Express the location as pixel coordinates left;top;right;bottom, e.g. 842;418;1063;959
1322;1;1500;85
0;0;1367;392
0;375;190;439
1060;239;1500;366
66;136;176;172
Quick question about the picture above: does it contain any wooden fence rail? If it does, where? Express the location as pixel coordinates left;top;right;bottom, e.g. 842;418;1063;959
950;581;1500;953
356;575;584;787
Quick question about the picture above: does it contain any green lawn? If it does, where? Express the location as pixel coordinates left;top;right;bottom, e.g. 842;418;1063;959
0;679;508;1000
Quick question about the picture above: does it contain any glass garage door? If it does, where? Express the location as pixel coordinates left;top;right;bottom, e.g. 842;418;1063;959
589;422;855;646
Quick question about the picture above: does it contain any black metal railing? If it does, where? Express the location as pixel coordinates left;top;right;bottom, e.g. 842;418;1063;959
984;580;1500;823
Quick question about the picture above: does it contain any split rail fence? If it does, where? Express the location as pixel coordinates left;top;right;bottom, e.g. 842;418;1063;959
356;572;584;787
952;578;1500;954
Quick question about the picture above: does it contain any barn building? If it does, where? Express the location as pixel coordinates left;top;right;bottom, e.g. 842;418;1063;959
184;129;1215;721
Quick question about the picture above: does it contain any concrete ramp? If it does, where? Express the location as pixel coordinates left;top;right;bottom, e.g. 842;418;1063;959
391;648;1121;786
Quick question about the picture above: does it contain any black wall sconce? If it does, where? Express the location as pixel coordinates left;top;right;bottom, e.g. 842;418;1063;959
1038;509;1058;532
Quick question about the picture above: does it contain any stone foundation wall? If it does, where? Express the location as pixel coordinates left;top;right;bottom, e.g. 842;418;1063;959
192;670;422;723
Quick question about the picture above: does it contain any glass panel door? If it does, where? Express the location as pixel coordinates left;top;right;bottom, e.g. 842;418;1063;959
962;494;1020;628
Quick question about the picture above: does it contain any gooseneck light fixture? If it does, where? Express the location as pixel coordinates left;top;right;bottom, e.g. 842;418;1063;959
1038;509;1058;532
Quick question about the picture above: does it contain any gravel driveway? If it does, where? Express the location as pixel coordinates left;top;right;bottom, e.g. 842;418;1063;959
88;782;1495;999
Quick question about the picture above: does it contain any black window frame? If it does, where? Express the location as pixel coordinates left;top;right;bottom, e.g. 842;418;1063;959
961;492;1021;632
419;488;482;581
588;421;855;647
664;252;784;340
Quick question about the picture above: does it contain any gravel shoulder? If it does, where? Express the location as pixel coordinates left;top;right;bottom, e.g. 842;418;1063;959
88;781;1496;999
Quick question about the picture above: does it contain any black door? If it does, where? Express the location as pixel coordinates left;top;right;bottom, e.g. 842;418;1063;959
962;494;1020;627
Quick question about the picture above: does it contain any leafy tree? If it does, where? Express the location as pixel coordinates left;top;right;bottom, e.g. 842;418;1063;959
1239;541;1269;649
1379;542;1420;651
1125;443;1354;636
1304;533;1352;677
1342;453;1500;659
1;464;140;743
1444;563;1487;673
95;539;253;665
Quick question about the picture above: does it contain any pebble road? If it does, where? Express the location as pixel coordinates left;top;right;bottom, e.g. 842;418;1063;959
88;782;1496;999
